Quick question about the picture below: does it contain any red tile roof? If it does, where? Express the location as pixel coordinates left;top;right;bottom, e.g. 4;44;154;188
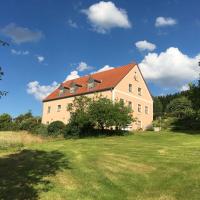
43;63;136;102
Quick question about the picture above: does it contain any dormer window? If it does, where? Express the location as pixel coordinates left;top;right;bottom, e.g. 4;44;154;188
87;76;101;90
69;82;82;94
58;84;69;96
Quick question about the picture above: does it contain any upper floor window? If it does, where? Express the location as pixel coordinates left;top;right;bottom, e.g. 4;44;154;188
138;104;142;113
57;105;61;112
129;84;132;93
145;106;149;114
47;106;51;114
138;87;142;96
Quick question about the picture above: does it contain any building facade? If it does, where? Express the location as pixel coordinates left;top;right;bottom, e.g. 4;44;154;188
42;63;153;130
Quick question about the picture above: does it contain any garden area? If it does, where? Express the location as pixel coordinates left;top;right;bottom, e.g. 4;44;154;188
0;130;200;200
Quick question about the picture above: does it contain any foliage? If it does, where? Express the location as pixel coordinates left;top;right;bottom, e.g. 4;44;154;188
153;97;163;118
47;121;65;136
66;96;93;137
188;82;200;111
65;96;134;137
32;124;48;136
166;96;193;118
0;113;12;131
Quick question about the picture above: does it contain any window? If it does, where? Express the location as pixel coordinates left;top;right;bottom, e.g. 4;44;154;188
57;105;61;112
128;101;132;109
88;82;94;89
47;106;51;114
145;106;149;114
138;104;142;113
138;87;142;96
129;84;132;92
70;87;75;94
47;121;49;125
137;120;142;129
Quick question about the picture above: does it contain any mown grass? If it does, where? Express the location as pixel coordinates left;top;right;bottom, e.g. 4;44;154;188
0;131;200;200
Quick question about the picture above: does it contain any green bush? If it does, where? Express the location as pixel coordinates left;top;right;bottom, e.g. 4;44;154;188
48;121;65;136
0;113;12;131
32;124;48;136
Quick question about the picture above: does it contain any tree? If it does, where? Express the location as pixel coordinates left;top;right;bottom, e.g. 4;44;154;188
153;97;163;118
89;97;134;130
166;96;193;118
188;82;200;111
0;113;12;131
0;39;9;98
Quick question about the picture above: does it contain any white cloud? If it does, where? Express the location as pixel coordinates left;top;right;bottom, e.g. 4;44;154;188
11;49;29;55
1;23;44;44
82;1;131;33
139;47;200;88
68;19;78;28
97;65;114;72
27;81;58;101
180;84;190;91
65;71;80;81
135;40;156;51
37;56;45;63
155;17;177;27
76;62;93;71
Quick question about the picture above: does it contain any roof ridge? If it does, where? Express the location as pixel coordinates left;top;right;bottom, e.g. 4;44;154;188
63;63;135;84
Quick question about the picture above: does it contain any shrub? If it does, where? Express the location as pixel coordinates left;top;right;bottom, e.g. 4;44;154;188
32;124;48;136
0;113;12;131
48;121;65;136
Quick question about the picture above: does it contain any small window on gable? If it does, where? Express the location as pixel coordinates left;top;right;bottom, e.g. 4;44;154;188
138;87;142;96
129;84;132;93
134;72;138;81
70;87;75;94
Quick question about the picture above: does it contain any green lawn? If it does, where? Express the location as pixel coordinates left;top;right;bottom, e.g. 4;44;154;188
0;131;200;200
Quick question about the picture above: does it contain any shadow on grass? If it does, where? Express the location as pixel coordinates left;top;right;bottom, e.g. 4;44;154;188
0;149;70;200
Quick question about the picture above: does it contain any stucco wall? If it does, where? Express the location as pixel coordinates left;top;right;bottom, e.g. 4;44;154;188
42;90;112;124
114;65;153;130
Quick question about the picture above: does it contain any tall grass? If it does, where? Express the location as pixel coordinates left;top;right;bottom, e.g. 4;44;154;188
0;131;44;150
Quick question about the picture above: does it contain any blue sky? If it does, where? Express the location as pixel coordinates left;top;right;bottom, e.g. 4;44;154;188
0;0;200;116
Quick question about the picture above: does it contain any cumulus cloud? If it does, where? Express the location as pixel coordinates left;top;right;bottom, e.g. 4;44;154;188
67;19;78;28
139;47;200;88
97;65;114;72
82;1;131;33
11;49;29;55
1;23;44;44
37;56;45;63
135;40;156;51
65;71;80;81
76;62;93;71
27;81;58;101
155;17;177;27
180;84;190;91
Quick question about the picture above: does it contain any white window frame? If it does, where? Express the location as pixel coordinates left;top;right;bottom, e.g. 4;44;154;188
128;84;132;93
145;106;149;114
138;104;142;113
138;87;142;96
57;105;61;112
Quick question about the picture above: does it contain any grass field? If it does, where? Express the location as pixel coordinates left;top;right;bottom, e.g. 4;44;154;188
0;131;200;200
